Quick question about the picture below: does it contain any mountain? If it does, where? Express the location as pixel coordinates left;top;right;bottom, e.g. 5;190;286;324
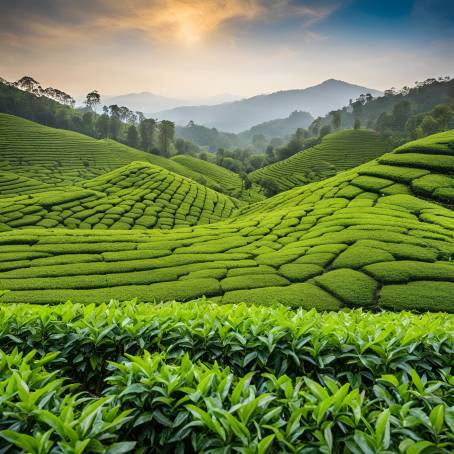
104;92;186;114
104;92;240;115
238;110;314;141
156;79;382;133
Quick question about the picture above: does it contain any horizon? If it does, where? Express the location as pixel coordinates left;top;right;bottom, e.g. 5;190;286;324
1;0;453;99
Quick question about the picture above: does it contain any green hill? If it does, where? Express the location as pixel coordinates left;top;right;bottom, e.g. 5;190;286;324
0;161;240;231
1;130;454;311
171;155;242;192
0;113;213;188
250;129;389;191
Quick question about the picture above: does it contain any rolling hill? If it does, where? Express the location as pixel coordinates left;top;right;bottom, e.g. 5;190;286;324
0;114;216;189
171;155;242;192
251;129;389;191
0;161;241;231
157;79;382;132
1;128;454;311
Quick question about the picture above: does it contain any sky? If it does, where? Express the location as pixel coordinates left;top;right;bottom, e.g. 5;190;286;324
1;0;453;100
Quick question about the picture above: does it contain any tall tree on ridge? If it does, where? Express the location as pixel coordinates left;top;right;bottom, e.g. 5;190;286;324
85;90;101;111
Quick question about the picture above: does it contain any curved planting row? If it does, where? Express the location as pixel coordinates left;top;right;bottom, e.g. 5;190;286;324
1;120;454;311
250;129;388;191
0;170;52;197
0;162;241;230
0;113;212;188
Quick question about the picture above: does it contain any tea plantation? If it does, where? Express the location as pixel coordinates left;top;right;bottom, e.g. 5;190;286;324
1;112;454;452
1;125;454;310
171;154;242;193
250;129;389;191
0;161;241;230
0;113;219;189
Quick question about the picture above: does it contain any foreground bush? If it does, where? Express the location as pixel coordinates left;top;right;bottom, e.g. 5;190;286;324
0;300;452;452
0;300;452;391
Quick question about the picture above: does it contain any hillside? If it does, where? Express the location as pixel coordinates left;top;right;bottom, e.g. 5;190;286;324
0;162;241;231
1;130;454;311
171;155;242;192
251;129;389;191
238;110;314;141
0;113;220;190
157;79;382;132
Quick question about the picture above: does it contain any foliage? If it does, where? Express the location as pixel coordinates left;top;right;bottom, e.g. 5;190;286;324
0;301;452;452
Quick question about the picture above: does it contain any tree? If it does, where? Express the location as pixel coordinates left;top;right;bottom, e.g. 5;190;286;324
354;118;361;129
109;116;122;140
159;120;175;157
240;172;252;191
252;134;267;151
351;100;363;118
250;155;265;170
82;111;95;136
419;115;439;137
331;111;341;130
85;91;101;111
319;124;332;138
258;177;280;197
96;114;109;138
309;118;321;137
265;146;275;164
126;125;139;148
14;76;41;95
216;148;225;166
433;104;453;130
139;118;156;152
392;100;411;131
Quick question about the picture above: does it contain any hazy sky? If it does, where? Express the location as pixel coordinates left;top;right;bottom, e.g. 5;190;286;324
1;0;453;99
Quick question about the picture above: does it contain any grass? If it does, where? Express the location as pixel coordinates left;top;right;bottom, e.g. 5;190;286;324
1;114;454;311
250;129;389;191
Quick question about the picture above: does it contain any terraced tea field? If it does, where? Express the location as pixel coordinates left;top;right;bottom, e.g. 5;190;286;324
1;119;454;311
0;113;215;188
0;162;240;231
251;129;389;191
172;154;242;192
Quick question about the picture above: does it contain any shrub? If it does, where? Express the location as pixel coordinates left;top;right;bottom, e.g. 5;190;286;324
220;274;289;291
315;269;378;306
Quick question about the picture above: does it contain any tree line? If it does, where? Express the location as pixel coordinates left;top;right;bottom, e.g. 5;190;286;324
0;76;196;158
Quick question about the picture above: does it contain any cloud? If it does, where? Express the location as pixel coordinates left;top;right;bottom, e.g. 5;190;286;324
0;0;336;48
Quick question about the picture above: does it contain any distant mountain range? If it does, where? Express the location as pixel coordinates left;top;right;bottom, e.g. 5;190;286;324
156;80;382;133
238;110;314;142
104;92;239;114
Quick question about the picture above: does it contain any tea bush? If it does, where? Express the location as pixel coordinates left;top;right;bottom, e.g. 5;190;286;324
0;301;452;452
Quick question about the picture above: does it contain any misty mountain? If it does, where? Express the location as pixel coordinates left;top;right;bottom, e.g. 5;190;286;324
104;92;240;116
238;110;314;142
104;92;185;114
156;79;382;133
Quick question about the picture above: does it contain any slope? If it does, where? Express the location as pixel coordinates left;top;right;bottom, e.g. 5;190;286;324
250;129;389;191
0;114;212;189
1;130;454;310
171;155;242;192
157;79;382;132
0;161;241;231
